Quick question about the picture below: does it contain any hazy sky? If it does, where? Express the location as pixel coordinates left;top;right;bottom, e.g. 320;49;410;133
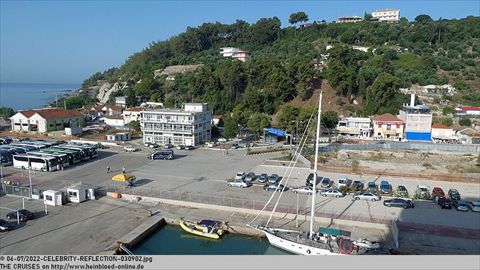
1;0;478;84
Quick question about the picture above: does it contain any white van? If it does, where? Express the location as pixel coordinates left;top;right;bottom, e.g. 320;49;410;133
336;177;350;189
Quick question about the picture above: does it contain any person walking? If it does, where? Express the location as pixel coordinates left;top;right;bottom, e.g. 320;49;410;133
107;166;110;173
122;166;126;174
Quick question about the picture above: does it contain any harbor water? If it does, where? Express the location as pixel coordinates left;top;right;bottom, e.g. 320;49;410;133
0;82;79;110
132;225;291;255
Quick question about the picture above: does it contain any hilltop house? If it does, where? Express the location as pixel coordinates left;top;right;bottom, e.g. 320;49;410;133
10;108;84;133
371;9;400;22
220;47;252;62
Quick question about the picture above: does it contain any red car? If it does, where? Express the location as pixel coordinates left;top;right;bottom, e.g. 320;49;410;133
432;187;445;199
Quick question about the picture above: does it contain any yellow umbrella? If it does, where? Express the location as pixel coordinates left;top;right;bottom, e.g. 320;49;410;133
112;173;135;182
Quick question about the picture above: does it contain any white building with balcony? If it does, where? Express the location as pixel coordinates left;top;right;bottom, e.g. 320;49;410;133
141;103;212;146
336;117;372;138
372;9;400;22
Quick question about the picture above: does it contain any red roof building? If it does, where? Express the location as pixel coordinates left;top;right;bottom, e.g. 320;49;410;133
11;108;84;133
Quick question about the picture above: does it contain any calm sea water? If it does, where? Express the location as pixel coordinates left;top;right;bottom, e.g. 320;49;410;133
132;225;290;255
0;82;80;110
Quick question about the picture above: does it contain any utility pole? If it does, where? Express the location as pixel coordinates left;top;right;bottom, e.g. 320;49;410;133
28;166;33;198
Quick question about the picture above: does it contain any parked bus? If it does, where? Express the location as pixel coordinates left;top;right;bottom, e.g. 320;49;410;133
0;137;13;145
9;143;39;151
44;148;82;164
13;154;59;171
19;141;50;149
57;145;92;160
0;146;27;155
0;150;13;166
148;149;174;160
29;151;70;168
65;144;98;158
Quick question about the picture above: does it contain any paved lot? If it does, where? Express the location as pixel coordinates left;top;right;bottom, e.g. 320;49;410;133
0;195;151;254
1;145;479;251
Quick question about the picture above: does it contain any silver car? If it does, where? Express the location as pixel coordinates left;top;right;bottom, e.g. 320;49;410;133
320;188;346;198
353;192;381;202
468;200;480;212
292;186;316;195
234;172;245;181
227;180;252;188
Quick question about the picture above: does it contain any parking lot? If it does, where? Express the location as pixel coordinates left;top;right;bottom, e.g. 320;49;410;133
1;144;479;247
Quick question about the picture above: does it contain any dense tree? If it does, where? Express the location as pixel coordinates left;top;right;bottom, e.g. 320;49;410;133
223;114;239;138
364;73;400;115
289;12;309;25
0;107;15;118
459;118;472;126
415;14;433;24
321;111;339;129
128;120;141;131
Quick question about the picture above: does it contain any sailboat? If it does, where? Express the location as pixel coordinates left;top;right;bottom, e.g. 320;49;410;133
249;92;382;255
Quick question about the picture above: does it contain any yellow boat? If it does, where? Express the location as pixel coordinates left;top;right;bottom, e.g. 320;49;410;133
179;219;225;239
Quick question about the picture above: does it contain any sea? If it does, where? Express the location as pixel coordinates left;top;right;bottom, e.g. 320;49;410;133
132;224;290;255
0;82;80;111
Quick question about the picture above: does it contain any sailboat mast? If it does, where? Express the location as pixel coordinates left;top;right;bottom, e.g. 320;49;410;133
309;91;323;238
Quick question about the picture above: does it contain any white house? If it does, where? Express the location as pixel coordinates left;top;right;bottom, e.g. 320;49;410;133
220;47;251;62
115;97;127;108
372;9;400;22
336;16;362;23
10;108;84;133
336;117;372;138
455;107;480;116
122;108;142;124
102;115;125;127
456;128;480;144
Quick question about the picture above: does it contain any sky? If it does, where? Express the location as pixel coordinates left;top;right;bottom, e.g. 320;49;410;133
1;0;479;84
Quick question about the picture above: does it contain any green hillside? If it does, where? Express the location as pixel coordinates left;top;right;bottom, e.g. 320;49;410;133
78;13;480;132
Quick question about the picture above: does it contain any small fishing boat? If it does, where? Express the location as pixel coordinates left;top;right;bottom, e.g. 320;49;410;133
179;219;225;239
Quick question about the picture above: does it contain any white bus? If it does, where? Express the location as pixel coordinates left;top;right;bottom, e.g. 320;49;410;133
13;154;59;171
28;151;70;168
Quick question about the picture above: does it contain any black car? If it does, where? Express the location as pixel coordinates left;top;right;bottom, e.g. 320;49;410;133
6;209;34;221
452;200;469;211
0;219;13;231
383;198;414;209
306;173;321;186
185;145;195;150
437;197;452;209
448;189;461;201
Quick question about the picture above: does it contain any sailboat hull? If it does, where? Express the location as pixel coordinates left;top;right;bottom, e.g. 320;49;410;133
264;231;342;256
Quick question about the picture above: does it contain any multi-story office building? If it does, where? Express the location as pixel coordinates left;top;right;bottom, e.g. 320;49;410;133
398;94;433;141
141;103;212;146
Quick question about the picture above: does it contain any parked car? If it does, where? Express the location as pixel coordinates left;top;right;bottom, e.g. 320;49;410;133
320;188;346;198
468;200;480;212
176;145;185;150
207;142;215;148
234;172;246;181
0;219;13;231
353;192;381;202
217;138;227;143
431;187;445;199
231;143;240;149
351;180;364;192
366;182;378;194
258;173;268;183
448;189;461;201
414;185;431;200
452;200;469;212
320;178;331;189
336;177;350;189
268;174;279;184
292;186;316;195
437;197;452;209
6;209;34;221
227;180;252;188
185;145;195;150
263;183;288;192
124;146;138;152
379;181;392;195
394;186;409;198
383;198;414;209
144;142;159;148
306;173;319;186
245;172;256;182
164;143;174;149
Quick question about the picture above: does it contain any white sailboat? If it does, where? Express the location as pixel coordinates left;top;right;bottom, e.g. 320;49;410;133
249;91;382;255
